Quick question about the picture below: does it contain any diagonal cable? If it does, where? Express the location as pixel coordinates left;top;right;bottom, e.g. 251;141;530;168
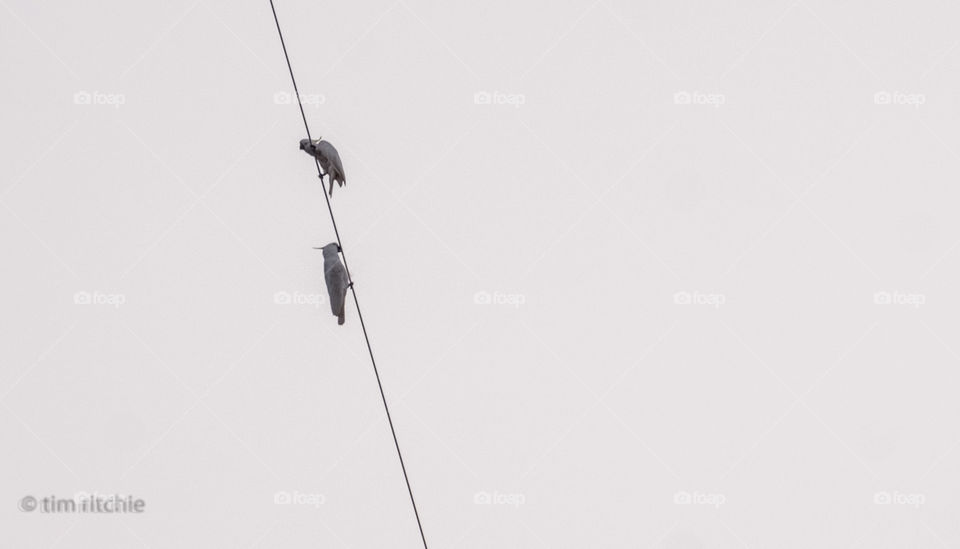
267;2;430;547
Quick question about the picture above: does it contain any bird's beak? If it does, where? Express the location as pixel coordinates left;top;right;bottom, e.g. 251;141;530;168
312;247;323;250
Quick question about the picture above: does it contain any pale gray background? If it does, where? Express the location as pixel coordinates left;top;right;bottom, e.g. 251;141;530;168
2;0;959;547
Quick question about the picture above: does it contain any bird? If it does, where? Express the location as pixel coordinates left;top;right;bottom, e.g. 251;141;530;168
314;243;350;325
299;138;346;196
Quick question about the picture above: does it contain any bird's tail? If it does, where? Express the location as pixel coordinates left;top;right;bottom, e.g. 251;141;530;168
338;309;345;325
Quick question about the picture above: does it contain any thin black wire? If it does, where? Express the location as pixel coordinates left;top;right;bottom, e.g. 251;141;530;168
268;2;429;547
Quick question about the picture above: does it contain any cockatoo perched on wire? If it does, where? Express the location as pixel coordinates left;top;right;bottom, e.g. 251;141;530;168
299;138;346;196
314;243;350;325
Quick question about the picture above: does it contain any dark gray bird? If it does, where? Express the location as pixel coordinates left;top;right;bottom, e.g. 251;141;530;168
299;138;346;196
314;243;350;325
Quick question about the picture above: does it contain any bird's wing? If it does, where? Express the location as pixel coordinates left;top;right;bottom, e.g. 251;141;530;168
324;263;341;315
325;263;349;317
318;141;345;181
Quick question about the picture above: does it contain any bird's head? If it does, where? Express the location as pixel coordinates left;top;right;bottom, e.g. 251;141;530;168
299;137;323;151
312;243;340;256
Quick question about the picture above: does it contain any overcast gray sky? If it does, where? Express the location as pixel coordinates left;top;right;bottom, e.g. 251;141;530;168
2;0;960;547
